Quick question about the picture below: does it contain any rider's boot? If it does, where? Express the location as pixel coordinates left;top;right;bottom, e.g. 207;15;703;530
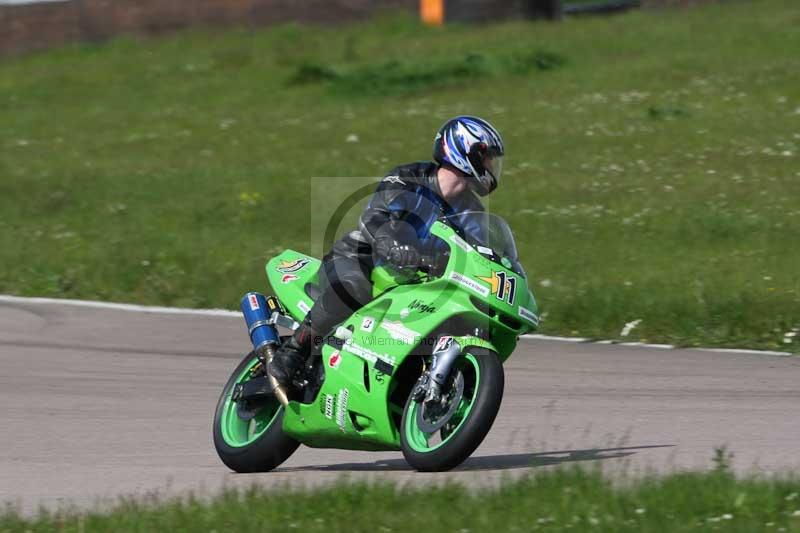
267;320;320;387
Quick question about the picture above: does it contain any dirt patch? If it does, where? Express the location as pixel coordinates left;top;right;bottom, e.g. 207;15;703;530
0;0;418;56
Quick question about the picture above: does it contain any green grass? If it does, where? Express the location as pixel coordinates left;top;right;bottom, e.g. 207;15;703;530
566;0;626;5
2;466;800;532
290;49;567;96
1;0;799;351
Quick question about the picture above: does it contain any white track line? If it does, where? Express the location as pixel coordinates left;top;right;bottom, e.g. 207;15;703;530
521;336;793;356
0;294;794;356
0;0;69;5
524;334;589;343
0;294;239;317
692;347;794;357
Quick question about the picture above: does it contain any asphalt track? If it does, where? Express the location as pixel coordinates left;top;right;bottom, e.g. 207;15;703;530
1;298;799;513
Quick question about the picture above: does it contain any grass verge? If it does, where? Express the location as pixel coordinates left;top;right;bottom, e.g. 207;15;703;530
2;466;800;532
290;49;567;96
1;0;799;350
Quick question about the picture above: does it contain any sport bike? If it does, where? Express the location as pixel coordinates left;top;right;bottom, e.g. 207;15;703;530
213;210;539;472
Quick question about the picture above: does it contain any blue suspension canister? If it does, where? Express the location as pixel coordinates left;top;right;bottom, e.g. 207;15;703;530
240;292;280;350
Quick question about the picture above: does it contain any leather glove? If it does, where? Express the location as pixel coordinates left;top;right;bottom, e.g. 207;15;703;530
373;217;423;270
374;233;422;269
387;244;421;269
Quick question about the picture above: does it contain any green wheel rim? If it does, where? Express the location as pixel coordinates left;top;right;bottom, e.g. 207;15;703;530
404;353;480;453
219;356;282;448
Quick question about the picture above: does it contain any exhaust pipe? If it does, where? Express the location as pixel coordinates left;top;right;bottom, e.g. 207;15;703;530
263;344;290;407
240;292;289;407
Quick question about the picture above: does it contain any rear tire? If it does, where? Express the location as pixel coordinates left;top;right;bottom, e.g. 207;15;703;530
212;351;300;473
400;349;504;472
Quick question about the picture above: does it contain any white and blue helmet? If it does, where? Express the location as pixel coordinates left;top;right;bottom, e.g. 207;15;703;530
433;115;505;196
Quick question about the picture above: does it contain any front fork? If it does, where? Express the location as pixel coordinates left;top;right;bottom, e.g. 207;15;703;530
411;336;462;404
412;334;498;404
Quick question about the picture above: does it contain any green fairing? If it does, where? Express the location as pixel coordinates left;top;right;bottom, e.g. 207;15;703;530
265;253;320;319
263;220;538;451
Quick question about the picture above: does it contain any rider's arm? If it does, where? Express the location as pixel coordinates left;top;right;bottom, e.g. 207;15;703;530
372;215;421;268
359;173;423;268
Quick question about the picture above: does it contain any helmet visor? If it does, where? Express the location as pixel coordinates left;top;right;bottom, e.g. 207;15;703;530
484;154;503;183
469;154;502;196
466;142;503;196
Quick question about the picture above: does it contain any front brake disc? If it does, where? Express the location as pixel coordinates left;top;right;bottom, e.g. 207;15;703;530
416;371;465;433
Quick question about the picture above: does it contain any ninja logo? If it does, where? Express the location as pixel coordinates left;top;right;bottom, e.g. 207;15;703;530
409;299;436;313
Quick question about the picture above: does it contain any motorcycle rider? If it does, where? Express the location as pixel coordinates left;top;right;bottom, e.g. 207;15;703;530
269;116;505;387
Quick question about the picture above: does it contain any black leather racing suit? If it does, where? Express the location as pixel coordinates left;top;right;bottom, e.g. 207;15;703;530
305;161;484;334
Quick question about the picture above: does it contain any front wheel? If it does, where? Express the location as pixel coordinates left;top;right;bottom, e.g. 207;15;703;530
213;351;299;473
400;348;504;472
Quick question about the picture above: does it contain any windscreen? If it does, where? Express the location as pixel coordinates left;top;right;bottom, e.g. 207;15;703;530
443;211;524;275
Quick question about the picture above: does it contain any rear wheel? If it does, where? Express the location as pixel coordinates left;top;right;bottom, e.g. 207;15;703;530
213;351;299;472
400;349;504;472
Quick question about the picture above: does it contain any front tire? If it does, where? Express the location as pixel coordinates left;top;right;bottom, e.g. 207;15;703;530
400;349;504;472
213;351;300;473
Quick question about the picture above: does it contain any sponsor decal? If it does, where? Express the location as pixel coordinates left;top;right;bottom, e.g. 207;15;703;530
478;271;518;305
281;273;299;284
433;336;454;353
360;316;376;332
518;306;540;325
297;300;311;314
320;394;334;420
328;350;342;369
276;258;310;274
266;296;280;312
336;388;349;431
476;245;494;256
409;299;436;313
382;175;405;185
248;294;260;311
380;320;421;344
449;271;490;297
343;341;396;373
449;234;473;253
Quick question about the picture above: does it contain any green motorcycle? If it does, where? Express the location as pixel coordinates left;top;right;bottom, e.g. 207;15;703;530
213;211;539;472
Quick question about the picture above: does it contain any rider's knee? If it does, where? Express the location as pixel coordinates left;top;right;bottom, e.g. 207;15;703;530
328;270;369;309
